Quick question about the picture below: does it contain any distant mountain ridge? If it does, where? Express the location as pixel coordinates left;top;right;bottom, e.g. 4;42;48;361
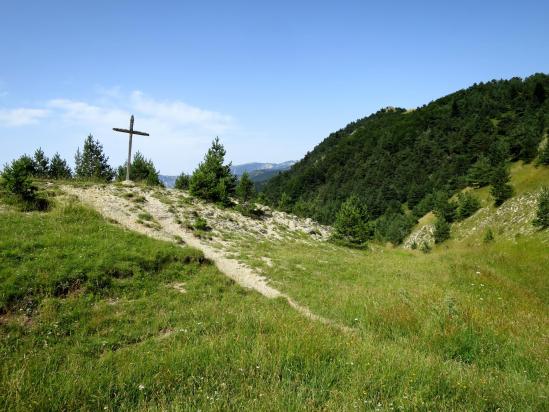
230;161;296;176
159;175;177;188
159;160;296;188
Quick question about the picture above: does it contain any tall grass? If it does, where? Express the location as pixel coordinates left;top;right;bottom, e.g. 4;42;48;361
1;189;548;410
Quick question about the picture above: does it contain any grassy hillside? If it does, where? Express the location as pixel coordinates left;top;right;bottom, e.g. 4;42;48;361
263;74;549;229
1;174;548;410
405;161;549;247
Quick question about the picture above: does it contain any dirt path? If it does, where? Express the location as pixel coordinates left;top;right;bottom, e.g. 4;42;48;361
64;185;353;333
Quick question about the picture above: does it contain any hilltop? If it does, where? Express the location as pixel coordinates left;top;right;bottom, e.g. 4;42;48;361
262;74;549;229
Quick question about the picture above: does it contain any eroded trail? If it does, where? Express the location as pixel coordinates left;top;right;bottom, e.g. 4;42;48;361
64;185;353;333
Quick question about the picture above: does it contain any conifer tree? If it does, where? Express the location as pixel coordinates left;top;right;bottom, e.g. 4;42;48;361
236;171;255;204
332;195;369;246
33;148;49;178
48;153;72;179
533;187;549;229
455;192;481;220
74;135;114;181
433;191;457;222
490;164;513;206
116;151;161;186
174;173;190;190
189;137;236;204
1;157;37;201
434;217;451;243
533;81;546;106
539;140;549;165
467;156;493;187
277;192;292;212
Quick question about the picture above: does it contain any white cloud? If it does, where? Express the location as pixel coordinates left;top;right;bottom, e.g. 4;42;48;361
130;91;233;133
46;91;233;136
47;99;129;127
0;108;49;126
0;90;236;174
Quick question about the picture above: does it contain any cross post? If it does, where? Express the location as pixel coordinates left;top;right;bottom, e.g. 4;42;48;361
113;115;149;181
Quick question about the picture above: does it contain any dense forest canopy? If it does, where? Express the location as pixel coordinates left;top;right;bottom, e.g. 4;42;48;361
262;74;549;229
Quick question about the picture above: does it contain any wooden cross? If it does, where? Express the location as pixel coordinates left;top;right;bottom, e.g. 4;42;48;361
113;115;149;181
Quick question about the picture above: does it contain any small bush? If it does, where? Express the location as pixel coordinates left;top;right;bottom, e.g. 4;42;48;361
483;227;495;243
192;217;210;232
538;140;549;165
138;212;153;221
236;203;265;220
1;156;49;211
420;241;432;253
533;187;549;229
434;217;451;244
455;192;481;221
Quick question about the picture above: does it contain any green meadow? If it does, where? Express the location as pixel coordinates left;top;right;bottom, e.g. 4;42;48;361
1;166;548;410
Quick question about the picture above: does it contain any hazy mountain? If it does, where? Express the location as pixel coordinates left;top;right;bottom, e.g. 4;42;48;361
159;161;296;188
159;175;177;188
230;161;296;176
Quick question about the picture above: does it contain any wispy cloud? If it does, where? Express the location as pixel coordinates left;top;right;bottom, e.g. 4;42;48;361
0;89;236;174
130;91;233;133
47;99;129;126
0;108;49;126
45;90;233;137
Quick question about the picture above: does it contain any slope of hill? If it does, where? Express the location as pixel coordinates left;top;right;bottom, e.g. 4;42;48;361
2;177;546;410
404;161;549;247
262;74;549;227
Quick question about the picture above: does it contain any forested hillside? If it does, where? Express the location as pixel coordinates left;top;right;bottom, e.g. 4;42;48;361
263;74;549;235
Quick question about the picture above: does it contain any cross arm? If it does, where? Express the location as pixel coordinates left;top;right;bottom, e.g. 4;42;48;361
113;128;150;136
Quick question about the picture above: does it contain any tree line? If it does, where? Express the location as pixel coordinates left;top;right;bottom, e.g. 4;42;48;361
1;134;257;214
262;73;549;246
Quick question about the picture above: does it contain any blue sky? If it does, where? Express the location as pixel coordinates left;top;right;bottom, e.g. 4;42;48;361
1;0;548;174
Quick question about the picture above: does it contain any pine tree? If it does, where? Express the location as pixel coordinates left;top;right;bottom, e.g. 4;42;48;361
174;173;190;190
332;195;369;246
116;151;161;186
533;187;549;229
48;153;72;179
455;192;481;220
33;148;49;178
236;171;255;204
533;81;546;106
490;164;513;206
539;140;549;165
277;192;292;212
74;135;114;181
467;156;492;187
1;157;37;201
433;191;457;222
434;217;451;243
189;137;236;204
